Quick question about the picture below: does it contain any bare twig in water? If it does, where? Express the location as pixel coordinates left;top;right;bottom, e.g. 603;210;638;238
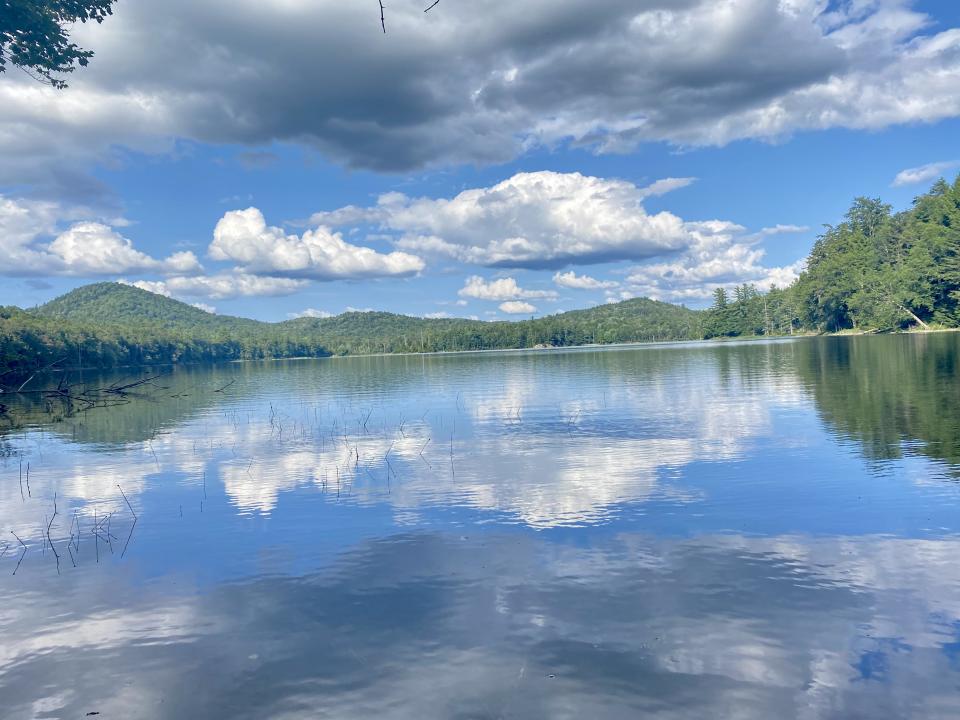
424;0;440;11
11;531;27;575
214;379;236;393
103;372;168;396
117;484;137;520
93;508;99;563
9;357;66;393
419;437;432;467
379;0;386;32
118;484;138;559
47;493;60;574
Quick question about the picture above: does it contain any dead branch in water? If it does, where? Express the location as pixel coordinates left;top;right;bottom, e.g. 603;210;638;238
47;493;61;575
118;484;138;558
10;531;27;575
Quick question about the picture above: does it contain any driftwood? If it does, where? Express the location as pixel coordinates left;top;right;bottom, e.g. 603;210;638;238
0;371;167;403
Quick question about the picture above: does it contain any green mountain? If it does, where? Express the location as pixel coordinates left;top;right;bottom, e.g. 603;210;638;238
282;297;700;356
0;283;702;374
36;282;263;332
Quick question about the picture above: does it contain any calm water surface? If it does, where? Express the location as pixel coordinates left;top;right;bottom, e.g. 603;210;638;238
2;335;960;719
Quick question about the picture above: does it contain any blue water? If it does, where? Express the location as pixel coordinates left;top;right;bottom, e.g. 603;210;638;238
2;335;960;718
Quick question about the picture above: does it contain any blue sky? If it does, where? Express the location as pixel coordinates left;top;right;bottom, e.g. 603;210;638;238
2;0;959;321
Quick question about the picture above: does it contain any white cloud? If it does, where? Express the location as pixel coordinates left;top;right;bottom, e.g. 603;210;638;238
624;221;805;303
0;195;201;276
342;172;692;269
638;177;697;198
122;279;171;297
553;270;619;290
123;273;307;301
190;302;216;314
499;300;536;314
312;171;804;301
210;207;425;280
605;289;636;303
288;308;333;319
756;224;810;237
49;223;202;275
3;0;960;196
311;171;807;302
424;311;452;319
892;160;960;186
458;275;558;302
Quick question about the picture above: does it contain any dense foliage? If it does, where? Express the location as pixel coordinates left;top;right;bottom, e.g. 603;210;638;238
1;284;333;373
0;283;701;374
289;297;701;356
0;0;116;88
705;175;960;337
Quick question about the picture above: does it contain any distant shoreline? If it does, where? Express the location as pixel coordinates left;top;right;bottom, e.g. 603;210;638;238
4;327;958;382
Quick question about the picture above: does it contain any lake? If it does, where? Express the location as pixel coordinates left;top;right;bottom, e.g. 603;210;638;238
2;334;960;719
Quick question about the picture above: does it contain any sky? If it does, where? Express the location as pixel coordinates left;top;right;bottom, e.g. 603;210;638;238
1;0;959;321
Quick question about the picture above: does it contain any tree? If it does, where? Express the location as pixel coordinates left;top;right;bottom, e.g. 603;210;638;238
0;0;116;88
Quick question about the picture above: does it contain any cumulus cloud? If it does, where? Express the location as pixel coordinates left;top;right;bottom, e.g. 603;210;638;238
553;270;619;290
624;221;805;302
3;0;960;196
327;172;692;269
210;207;425;280
123;273;307;301
892;160;960;186
0;195;201;276
313;171;806;302
288;308;333;319
499;300;537;314
424;311;452;319
49;223;202;275
191;302;216;314
458;275;558;301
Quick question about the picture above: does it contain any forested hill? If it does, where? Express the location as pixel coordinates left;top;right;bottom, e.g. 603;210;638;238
704;174;960;337
6;173;954;374
36;282;263;332
0;284;702;373
282;297;700;356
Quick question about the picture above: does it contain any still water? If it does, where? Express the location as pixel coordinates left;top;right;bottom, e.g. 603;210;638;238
2;335;960;719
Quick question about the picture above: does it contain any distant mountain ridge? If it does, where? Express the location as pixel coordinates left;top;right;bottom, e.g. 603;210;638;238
35;282;263;331
0;282;702;373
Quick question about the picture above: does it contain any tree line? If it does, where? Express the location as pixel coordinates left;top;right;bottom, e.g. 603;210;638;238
705;175;960;337
2;175;957;376
0;285;700;376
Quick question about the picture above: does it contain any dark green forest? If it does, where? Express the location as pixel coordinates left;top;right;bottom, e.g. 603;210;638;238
1;175;958;376
0;283;700;375
704;174;960;337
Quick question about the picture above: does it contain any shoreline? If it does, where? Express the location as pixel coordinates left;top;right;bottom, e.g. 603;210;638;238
3;326;958;379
